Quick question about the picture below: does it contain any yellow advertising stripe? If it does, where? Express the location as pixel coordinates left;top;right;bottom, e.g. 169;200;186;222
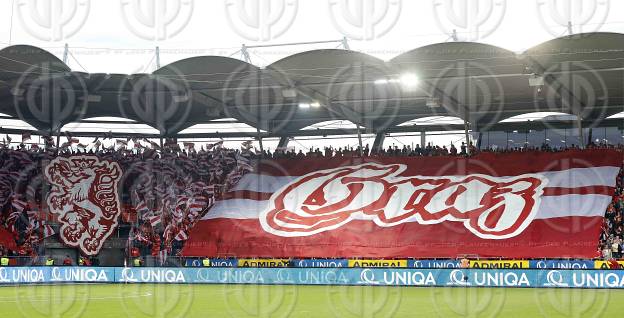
348;259;407;268
238;259;292;267
594;260;624;269
470;260;529;269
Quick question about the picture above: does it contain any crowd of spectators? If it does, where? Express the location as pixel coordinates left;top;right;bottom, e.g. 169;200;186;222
261;141;609;159
600;164;624;258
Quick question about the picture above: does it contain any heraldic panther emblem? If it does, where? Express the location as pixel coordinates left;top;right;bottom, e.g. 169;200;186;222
44;156;122;255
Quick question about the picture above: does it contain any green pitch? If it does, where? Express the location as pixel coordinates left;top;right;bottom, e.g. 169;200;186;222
1;283;624;317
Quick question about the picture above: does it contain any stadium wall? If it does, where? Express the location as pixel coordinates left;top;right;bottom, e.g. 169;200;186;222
2;266;624;289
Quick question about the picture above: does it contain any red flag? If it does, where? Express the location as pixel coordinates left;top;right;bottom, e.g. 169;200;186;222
182;150;622;259
148;215;161;227
43;224;55;238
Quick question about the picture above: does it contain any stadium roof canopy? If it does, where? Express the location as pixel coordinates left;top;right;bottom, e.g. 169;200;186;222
0;32;623;138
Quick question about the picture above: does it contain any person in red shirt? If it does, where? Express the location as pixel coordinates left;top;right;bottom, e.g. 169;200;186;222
62;255;73;266
607;258;620;269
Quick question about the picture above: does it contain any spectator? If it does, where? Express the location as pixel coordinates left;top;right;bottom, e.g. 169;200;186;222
608;258;620;269
460;257;469;268
133;257;143;267
63;255;73;266
78;255;91;266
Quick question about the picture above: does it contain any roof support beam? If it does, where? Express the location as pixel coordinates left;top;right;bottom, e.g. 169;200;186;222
277;136;289;149
372;132;385;153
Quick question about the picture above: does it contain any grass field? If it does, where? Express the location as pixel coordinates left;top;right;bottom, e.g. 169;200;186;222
1;284;623;317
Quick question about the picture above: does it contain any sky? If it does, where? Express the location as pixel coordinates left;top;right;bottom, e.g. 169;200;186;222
1;0;623;74
0;0;622;150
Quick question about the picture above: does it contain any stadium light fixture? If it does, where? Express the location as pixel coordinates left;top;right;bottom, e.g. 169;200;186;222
374;79;389;85
299;103;310;109
400;73;419;89
310;101;321;107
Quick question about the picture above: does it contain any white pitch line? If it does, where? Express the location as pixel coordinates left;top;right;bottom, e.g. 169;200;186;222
0;293;153;303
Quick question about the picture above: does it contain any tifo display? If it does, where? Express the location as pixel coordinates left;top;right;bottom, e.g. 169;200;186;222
0;148;621;261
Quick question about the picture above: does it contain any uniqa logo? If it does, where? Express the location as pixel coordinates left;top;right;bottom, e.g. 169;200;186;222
572;272;624;288
4;268;46;282
140;269;186;282
50;267;110;282
119;267;138;282
446;269;470;286
297;269;349;284
544;270;569;287
216;269;266;284
0;268;10;282
359;268;379;285
382;271;436;285
474;272;530;286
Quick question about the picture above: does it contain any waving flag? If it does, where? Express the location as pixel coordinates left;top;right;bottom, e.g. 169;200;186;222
183;150;623;259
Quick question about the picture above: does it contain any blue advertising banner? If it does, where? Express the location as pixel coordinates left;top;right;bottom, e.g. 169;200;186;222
184;258;238;267
0;267;114;284
2;267;624;289
294;259;348;267
188;258;599;269
408;260;461;268
529;260;594;269
114;267;624;288
209;259;238;267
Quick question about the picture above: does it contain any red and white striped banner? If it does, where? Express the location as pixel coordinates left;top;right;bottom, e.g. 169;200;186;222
183;150;623;259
